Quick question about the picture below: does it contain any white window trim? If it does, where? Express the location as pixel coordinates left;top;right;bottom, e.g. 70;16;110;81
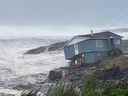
74;44;79;55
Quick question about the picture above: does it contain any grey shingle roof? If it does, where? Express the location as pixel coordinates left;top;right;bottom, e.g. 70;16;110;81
77;31;122;39
66;31;122;46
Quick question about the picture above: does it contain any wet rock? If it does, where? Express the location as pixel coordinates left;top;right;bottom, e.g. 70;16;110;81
24;41;67;55
48;70;63;81
24;46;47;54
13;83;35;90
48;41;67;51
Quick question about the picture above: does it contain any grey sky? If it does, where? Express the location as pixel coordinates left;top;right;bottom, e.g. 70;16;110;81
0;0;128;26
0;0;128;37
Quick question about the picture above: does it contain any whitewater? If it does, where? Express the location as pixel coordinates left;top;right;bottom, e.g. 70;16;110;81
0;36;69;89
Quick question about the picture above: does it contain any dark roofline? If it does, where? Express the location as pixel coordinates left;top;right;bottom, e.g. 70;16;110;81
77;31;122;38
65;31;122;47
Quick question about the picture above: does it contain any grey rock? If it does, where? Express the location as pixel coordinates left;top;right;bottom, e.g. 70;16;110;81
24;46;47;54
24;41;67;55
48;70;63;81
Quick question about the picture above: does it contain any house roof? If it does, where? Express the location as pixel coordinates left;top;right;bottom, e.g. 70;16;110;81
77;31;122;39
66;31;122;46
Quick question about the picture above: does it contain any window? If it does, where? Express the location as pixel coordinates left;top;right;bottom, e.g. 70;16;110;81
96;40;104;48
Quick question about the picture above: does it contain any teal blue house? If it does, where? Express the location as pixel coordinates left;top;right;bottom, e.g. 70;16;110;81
64;31;122;65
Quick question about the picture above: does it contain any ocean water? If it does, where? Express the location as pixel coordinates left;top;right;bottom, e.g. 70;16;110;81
0;36;68;88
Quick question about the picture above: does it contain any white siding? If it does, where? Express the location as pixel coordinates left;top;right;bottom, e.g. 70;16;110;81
74;44;79;55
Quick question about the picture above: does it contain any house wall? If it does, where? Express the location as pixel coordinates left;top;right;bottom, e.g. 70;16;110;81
64;38;122;63
79;39;109;64
85;51;108;64
64;39;109;60
64;45;75;59
78;39;109;53
113;38;122;49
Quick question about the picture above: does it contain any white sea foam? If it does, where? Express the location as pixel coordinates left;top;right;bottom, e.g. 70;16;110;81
0;36;68;87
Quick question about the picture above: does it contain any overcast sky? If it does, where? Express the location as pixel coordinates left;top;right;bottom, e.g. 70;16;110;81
0;0;128;37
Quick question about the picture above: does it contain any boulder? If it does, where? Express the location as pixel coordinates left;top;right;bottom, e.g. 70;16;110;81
48;70;63;81
24;46;47;54
48;41;67;51
24;41;67;55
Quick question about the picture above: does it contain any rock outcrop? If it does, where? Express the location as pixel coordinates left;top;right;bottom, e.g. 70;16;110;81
24;46;47;54
24;41;67;55
48;56;128;87
48;41;67;51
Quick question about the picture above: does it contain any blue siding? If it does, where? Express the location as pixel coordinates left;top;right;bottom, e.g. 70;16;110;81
64;38;122;63
64;45;75;59
113;38;122;49
85;51;108;64
85;52;96;64
78;39;109;53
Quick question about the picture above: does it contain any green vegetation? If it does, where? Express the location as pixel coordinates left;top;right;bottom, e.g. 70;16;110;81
82;75;128;96
20;76;128;96
47;76;128;96
82;76;97;96
21;56;128;96
48;82;81;96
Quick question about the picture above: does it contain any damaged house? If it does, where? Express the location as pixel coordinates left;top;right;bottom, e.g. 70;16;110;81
64;31;122;66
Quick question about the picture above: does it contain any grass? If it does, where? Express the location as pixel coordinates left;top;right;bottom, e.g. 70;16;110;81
47;82;81;96
21;56;128;96
20;78;128;96
47;75;128;96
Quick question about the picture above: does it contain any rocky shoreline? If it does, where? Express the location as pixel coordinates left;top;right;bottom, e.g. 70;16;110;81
48;55;128;88
24;41;67;55
0;55;127;96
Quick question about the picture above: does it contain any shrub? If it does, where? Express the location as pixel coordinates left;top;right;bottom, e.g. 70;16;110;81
82;76;97;96
47;82;81;96
82;74;128;96
81;75;107;96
